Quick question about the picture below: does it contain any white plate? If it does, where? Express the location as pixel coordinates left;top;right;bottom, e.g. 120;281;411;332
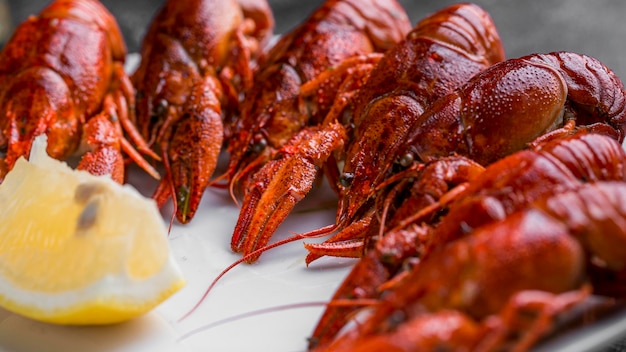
0;163;356;352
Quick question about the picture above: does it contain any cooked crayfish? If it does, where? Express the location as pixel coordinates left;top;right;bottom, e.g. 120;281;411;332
304;48;626;266
311;131;626;351
131;0;274;223
0;0;159;183
225;0;410;194
230;2;506;262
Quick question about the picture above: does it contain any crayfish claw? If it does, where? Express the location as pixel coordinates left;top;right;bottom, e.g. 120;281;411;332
231;123;346;262
166;92;224;223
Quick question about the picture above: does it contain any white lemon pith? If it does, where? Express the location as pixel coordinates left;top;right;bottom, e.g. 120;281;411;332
0;135;185;325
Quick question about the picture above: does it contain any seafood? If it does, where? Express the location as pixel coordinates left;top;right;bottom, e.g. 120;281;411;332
311;132;626;351
132;0;274;223
309;49;626;264
230;2;505;262
304;155;486;263
225;0;411;194
0;0;158;183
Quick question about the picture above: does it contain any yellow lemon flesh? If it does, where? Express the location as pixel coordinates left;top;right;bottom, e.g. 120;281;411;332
0;135;185;325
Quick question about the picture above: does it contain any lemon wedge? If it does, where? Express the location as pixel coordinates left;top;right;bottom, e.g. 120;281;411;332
0;135;185;325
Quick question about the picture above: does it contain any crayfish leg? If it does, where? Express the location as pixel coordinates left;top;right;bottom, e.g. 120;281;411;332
477;288;591;352
112;63;161;162
304;214;373;264
300;54;384;125
308;222;429;350
319;310;483;352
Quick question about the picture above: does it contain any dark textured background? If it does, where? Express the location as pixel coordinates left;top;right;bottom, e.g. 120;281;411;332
2;0;626;350
3;0;626;80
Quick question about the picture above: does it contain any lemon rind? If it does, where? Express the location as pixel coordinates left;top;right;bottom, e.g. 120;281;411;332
0;255;185;324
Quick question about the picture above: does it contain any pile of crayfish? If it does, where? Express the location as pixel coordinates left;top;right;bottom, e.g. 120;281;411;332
2;0;626;350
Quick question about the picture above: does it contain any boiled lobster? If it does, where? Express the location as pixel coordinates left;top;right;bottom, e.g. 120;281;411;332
229;2;506;262
0;0;159;183
311;131;626;351
131;0;274;223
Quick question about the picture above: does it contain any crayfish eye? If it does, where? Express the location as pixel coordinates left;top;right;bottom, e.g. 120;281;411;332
155;99;168;118
339;172;355;188
149;99;169;126
250;134;267;154
397;152;414;168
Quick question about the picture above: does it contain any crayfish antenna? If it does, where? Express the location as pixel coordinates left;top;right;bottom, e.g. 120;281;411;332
149;148;177;235
177;255;248;323
178;299;378;343
178;223;337;322
206;171;230;190
119;138;161;180
378;191;395;239
228;173;242;208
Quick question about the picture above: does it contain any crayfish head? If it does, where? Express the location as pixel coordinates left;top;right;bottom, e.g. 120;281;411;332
337;94;421;226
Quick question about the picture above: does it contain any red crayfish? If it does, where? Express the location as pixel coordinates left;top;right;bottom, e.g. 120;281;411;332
229;2;506;262
304;50;626;264
131;0;275;223
0;0;159;183
225;0;411;193
311;131;626;351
